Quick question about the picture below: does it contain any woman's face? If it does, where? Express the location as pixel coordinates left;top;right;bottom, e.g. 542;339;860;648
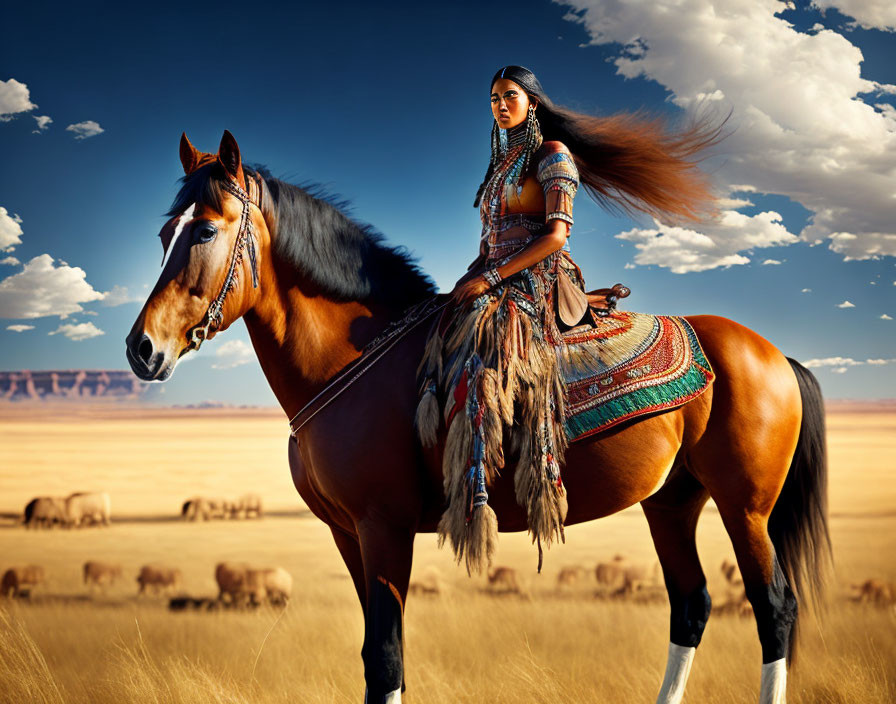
491;78;533;129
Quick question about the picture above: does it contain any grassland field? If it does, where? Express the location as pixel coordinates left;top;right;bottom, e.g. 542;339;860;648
0;402;893;703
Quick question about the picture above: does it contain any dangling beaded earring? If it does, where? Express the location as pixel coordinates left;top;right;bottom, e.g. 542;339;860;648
490;120;500;165
518;103;542;189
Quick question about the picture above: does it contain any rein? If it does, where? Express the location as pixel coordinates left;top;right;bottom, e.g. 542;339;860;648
185;174;261;352
288;296;447;437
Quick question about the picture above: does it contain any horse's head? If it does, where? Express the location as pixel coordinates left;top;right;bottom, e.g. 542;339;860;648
126;131;268;381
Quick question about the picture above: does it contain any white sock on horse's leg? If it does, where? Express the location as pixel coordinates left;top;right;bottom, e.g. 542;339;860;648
364;688;401;704
655;642;696;704
759;659;786;704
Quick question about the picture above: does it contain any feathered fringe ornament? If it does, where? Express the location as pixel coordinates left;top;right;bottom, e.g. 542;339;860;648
417;283;571;572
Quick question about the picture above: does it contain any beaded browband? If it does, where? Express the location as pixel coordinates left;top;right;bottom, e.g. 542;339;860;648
184;171;261;353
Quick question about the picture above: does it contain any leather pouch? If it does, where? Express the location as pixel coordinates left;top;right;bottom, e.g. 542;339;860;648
556;268;589;326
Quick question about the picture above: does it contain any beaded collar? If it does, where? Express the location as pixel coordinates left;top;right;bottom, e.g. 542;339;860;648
502;122;529;152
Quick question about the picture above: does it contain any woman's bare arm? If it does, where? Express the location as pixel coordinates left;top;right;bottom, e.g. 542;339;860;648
451;220;569;303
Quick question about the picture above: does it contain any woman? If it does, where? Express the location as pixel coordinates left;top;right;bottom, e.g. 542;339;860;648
416;65;726;572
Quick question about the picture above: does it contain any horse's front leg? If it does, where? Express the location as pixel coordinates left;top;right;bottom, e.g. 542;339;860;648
358;519;415;704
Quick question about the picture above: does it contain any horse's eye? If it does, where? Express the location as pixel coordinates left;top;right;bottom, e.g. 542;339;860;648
195;223;218;243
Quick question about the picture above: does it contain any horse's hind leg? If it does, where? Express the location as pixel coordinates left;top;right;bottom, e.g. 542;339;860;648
713;504;796;704
642;468;712;704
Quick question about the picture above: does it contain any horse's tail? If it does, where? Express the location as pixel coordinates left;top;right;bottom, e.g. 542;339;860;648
770;358;833;662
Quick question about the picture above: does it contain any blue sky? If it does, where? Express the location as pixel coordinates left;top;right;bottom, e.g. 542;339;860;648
1;0;894;405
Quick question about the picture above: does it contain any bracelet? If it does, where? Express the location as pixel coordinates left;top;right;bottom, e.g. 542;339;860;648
482;268;503;287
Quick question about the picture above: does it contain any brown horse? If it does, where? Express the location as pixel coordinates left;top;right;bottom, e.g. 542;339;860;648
126;131;830;704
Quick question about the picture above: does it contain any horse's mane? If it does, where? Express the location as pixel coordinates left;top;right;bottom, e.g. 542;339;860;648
166;163;436;313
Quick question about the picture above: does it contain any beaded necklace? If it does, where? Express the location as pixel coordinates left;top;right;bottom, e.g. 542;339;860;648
481;122;543;230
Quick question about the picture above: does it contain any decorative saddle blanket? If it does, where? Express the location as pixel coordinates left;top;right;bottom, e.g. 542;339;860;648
558;311;714;442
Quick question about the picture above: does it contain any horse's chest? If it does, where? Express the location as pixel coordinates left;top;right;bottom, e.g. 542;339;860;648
286;434;356;532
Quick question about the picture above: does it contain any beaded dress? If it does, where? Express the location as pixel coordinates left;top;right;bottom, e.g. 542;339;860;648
416;121;587;572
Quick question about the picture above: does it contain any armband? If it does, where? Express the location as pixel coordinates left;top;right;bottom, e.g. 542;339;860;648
537;148;579;228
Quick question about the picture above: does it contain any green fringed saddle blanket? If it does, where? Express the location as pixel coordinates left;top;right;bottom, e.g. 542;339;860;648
559;311;714;441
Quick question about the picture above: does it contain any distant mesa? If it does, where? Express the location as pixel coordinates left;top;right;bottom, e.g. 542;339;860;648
0;369;159;402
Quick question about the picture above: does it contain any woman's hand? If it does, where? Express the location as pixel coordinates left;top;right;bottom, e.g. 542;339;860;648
451;275;490;304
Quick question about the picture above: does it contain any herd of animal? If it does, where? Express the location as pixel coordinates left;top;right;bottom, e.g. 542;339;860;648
3;554;893;614
0;559;292;607
8;493;892;612
23;492;111;528
9;490;281;607
20;491;265;527
407;556;896;615
181;494;263;521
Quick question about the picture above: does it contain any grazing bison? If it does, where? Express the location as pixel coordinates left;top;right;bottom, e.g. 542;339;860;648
182;496;231;521
715;559;752;617
65;492;111;527
252;566;292;606
83;561;123;589
1;565;45;597
233;493;263;519
487;566;522;594
215;562;292;607
23;496;67;528
137;565;182;596
595;556;660;595
408;566;444;597
851;579;895;607
556;565;587;588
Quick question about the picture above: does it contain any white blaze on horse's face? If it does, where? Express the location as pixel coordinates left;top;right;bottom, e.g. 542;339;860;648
160;202;196;270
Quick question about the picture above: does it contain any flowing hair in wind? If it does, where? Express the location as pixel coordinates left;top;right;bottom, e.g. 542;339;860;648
476;65;732;225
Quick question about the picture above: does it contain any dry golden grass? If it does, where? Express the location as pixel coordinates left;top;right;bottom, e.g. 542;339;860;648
0;403;894;703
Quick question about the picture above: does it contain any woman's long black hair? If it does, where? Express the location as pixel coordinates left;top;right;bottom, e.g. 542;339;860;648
475;65;731;225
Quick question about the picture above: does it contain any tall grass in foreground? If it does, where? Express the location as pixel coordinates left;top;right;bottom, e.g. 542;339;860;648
1;595;893;704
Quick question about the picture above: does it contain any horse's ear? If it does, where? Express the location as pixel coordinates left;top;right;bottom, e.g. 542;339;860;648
179;132;201;175
218;130;243;181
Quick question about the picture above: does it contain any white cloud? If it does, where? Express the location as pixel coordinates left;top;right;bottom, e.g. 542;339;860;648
623;262;636;269
48;322;104;341
616;209;796;273
32;115;52;133
1;256;20;266
717;196;755;209
6;324;34;332
762;259;783;265
65;120;104;140
803;356;862;368
836;300;855;308
559;0;896;267
211;339;254;369
812;0;896;32
100;284;139;306
0;79;37;121
0;254;104;319
826;232;896;260
802;356;894;373
801;288;812;293
881;314;893;320
0;208;23;251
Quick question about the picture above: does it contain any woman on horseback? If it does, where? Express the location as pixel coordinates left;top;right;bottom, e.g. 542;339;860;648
416;65;726;572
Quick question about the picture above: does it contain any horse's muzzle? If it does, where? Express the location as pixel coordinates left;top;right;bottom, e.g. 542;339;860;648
125;331;172;381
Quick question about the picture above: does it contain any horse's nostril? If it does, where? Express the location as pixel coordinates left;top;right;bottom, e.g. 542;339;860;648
137;335;154;365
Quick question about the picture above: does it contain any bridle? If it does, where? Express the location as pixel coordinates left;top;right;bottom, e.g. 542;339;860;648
184;173;262;353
